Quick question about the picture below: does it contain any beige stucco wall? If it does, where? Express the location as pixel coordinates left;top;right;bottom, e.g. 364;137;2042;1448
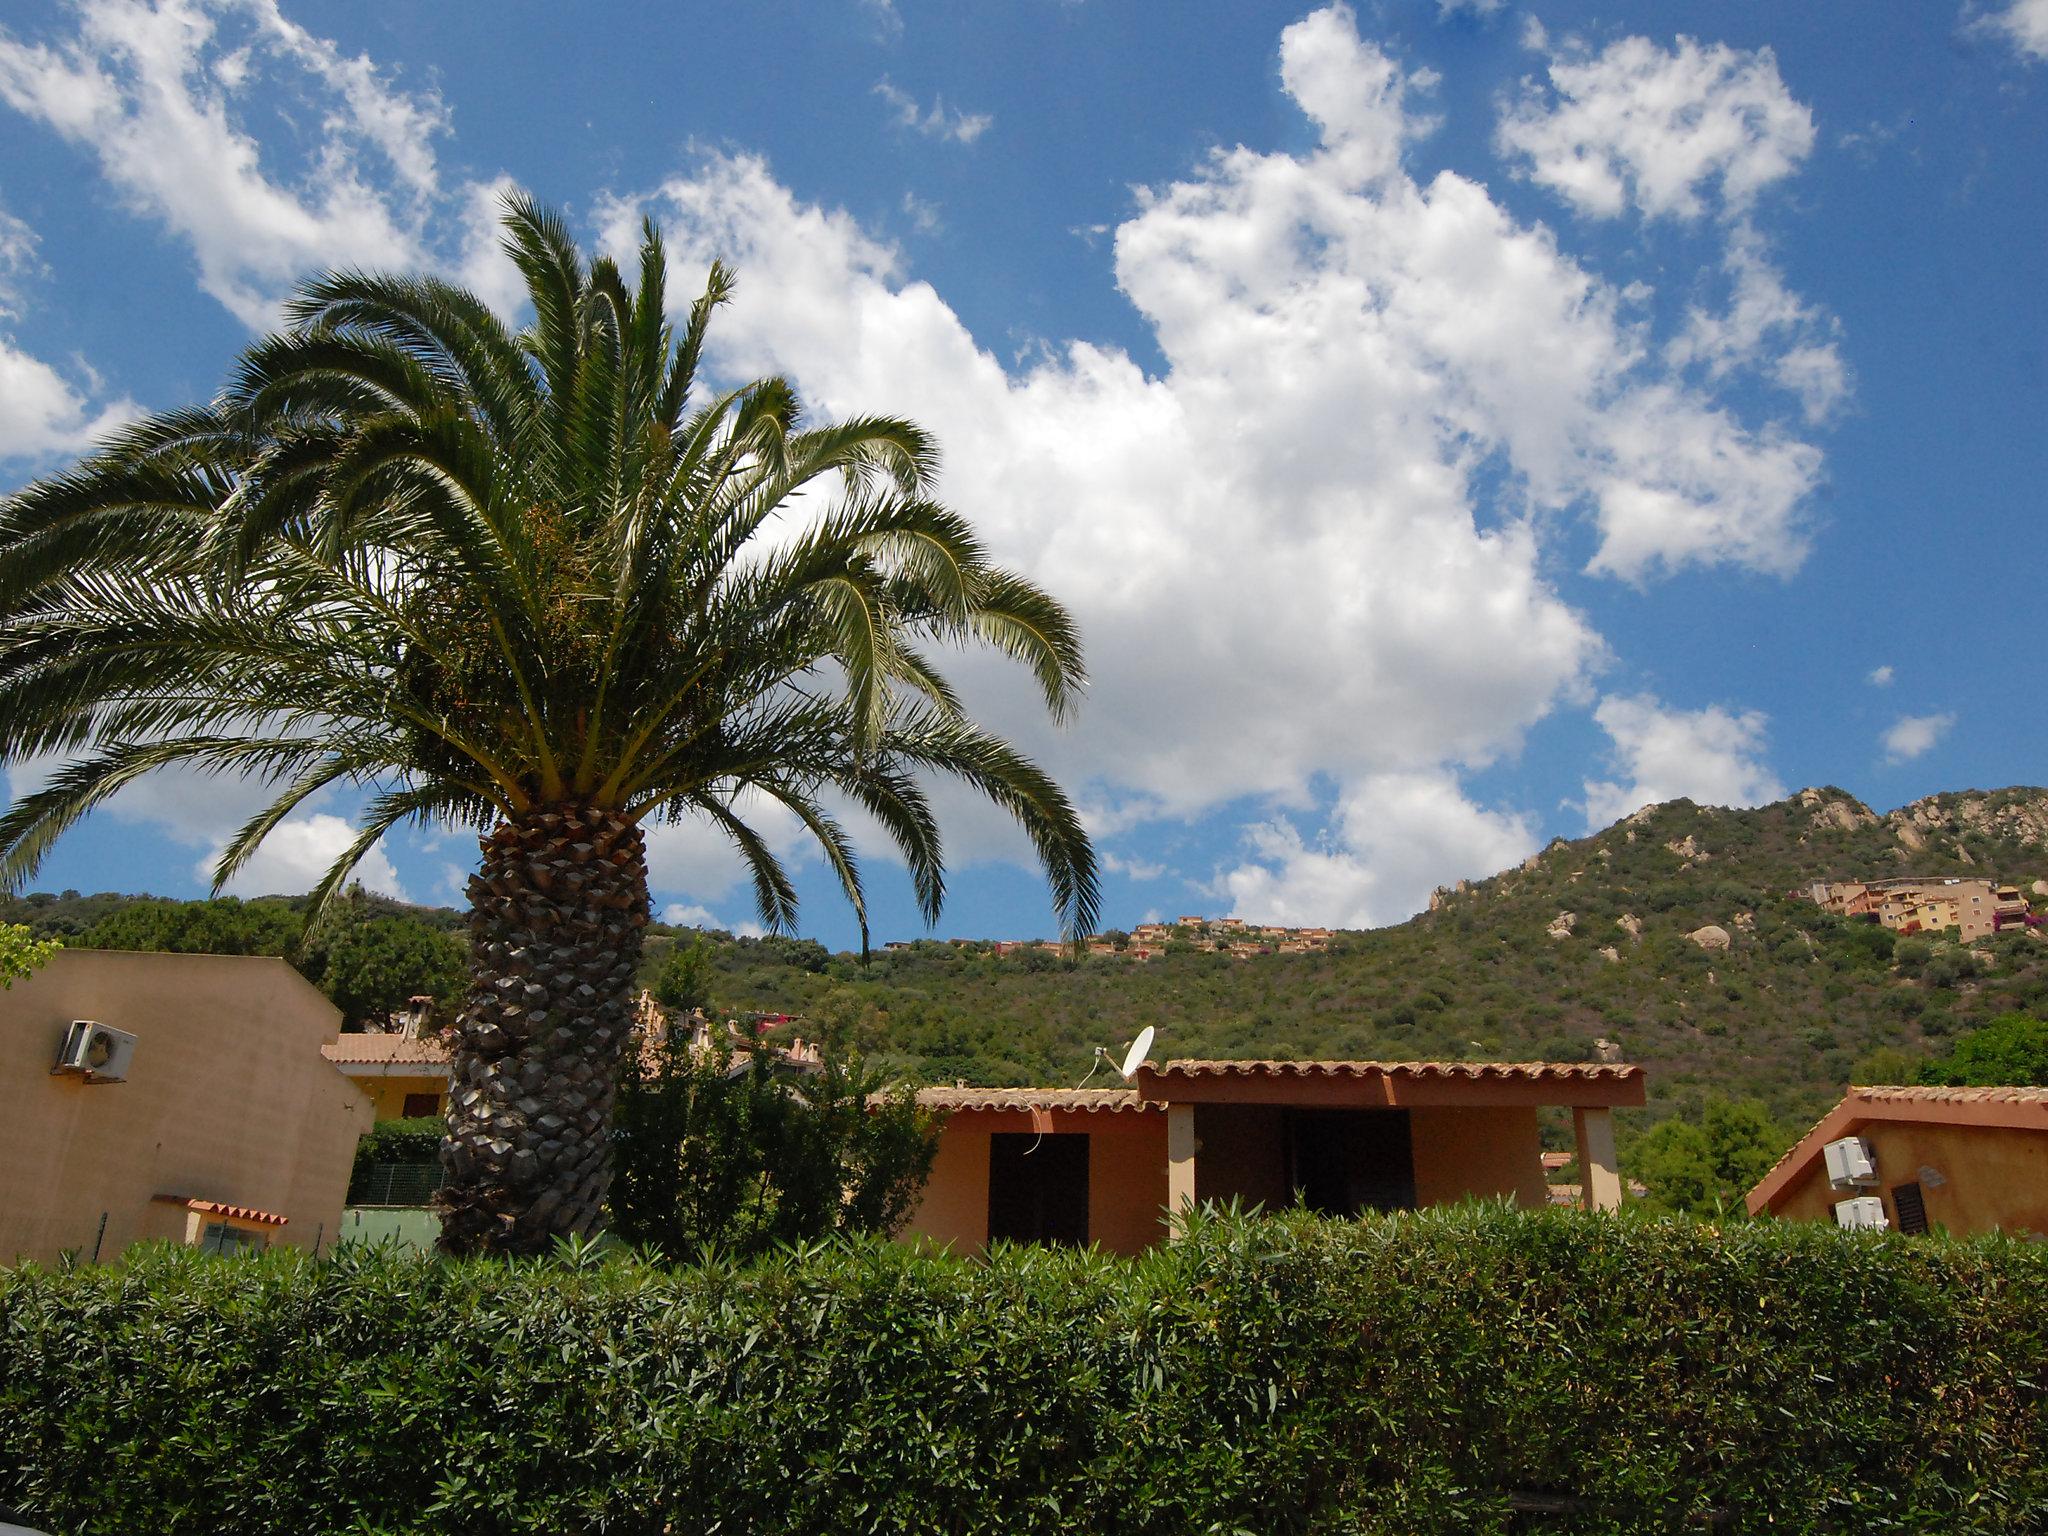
1410;1106;1548;1209
0;950;372;1266
1771;1121;2048;1237
899;1108;1169;1256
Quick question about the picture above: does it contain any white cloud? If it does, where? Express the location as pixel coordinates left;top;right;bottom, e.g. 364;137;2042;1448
1868;664;1895;687
660;901;721;929
205;810;405;899
0;203;41;312
0;0;448;326
1982;0;2048;62
1665;224;1848;423
1883;711;1954;764
1437;0;1505;15
1497;34;1814;222
0;336;136;463
3;752;402;898
1220;772;1540;928
0;196;135;465
873;78;992;143
1101;850;1168;883
900;190;943;235
859;0;903;42
585;5;1832;901
1580;693;1784;828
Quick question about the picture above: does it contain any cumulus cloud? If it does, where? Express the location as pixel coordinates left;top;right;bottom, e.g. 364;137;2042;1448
1868;664;1895;687
205;810;405;899
2;2;1844;929
3;752;404;898
1497;34;1814;222
1981;0;2048;62
1883;711;1954;764
0;339;136;463
595;6;1834;858
0;0;447;326
1220;772;1540;928
1580;693;1784;828
873;78;991;143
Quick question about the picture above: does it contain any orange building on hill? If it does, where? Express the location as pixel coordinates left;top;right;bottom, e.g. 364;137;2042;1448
898;1058;1645;1256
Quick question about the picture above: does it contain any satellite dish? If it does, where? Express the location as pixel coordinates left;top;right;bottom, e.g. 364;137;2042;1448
1117;1025;1156;1080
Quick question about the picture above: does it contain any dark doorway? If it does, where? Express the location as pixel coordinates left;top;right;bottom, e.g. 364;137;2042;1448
1288;1109;1416;1215
988;1133;1090;1246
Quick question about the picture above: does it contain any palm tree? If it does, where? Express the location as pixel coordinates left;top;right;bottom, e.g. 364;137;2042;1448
0;197;1098;1254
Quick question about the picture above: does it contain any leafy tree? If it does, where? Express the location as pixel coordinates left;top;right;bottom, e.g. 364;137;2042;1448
303;901;467;1029
0;197;1096;1254
78;896;304;958
0;922;60;988
609;1037;937;1259
650;935;716;1015
1628;1097;1786;1217
1919;1012;2048;1087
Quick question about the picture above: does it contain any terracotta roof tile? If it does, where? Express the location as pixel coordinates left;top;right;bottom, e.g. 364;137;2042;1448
153;1195;289;1226
912;1086;1156;1114
1851;1084;2048;1105
1149;1058;1642;1082
322;1035;453;1066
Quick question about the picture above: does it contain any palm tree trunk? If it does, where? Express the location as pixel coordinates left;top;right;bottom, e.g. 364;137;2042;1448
435;804;648;1255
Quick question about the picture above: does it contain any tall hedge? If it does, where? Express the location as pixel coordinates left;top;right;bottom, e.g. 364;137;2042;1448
1;1206;2042;1534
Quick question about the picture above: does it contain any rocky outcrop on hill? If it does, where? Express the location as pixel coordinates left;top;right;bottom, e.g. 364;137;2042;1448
1797;786;1878;833
1886;790;2048;853
1688;925;1732;951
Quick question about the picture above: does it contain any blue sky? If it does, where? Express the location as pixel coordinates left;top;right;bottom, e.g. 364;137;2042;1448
1;0;2044;949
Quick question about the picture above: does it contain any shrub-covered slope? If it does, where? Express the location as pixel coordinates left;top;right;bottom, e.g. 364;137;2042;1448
680;786;2048;1129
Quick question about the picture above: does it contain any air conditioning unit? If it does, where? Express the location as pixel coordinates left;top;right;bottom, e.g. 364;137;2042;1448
1833;1196;1887;1232
50;1020;137;1083
1823;1135;1878;1191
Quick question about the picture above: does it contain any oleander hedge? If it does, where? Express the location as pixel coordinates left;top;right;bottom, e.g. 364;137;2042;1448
1;1206;2043;1534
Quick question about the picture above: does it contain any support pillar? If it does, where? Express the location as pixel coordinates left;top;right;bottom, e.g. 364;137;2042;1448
1573;1105;1623;1212
1166;1103;1197;1239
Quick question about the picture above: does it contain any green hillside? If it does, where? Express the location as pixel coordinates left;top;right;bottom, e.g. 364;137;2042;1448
8;785;2046;1141
665;785;2048;1134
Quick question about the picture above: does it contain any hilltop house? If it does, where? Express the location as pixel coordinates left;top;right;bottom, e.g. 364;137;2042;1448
1746;1084;2048;1238
0;950;370;1265
899;1058;1644;1255
1807;879;2032;941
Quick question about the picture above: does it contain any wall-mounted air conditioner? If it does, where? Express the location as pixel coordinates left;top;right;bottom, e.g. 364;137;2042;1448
1823;1135;1877;1191
50;1020;137;1083
1833;1196;1887;1231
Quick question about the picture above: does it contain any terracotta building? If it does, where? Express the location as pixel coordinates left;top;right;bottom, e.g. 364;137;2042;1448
1746;1084;2048;1237
898;1058;1645;1256
0;949;371;1265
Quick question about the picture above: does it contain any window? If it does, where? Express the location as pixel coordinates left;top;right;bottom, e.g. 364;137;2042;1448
1891;1181;1929;1236
198;1221;266;1256
401;1092;443;1118
987;1133;1089;1246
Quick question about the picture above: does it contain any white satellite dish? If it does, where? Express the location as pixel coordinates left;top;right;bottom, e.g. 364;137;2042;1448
1117;1025;1156;1080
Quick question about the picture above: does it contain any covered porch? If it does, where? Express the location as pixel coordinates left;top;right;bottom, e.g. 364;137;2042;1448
899;1058;1644;1255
